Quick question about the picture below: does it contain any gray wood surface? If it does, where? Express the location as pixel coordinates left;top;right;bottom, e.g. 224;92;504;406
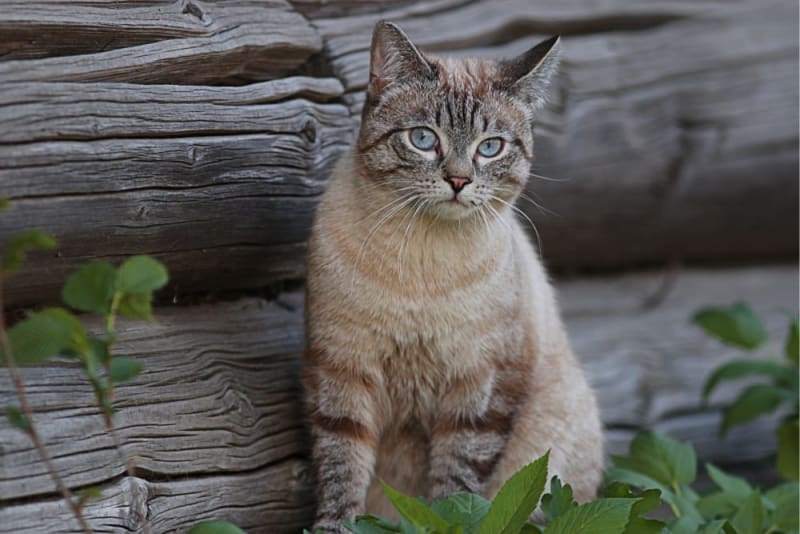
1;265;796;532
1;0;797;308
0;1;320;84
1;77;352;307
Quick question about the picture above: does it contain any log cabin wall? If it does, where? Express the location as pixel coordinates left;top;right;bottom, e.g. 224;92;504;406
0;1;797;532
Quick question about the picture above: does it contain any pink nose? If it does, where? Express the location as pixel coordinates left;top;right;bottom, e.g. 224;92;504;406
446;176;472;193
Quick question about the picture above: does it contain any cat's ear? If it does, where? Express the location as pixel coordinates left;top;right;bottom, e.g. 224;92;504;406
500;35;561;111
367;21;434;101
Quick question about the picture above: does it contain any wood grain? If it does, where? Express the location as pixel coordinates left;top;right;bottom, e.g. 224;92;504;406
0;77;352;307
0;1;320;84
318;0;799;269
1;266;796;531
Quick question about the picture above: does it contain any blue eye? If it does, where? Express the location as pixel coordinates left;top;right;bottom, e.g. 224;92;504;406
476;138;504;158
409;127;438;151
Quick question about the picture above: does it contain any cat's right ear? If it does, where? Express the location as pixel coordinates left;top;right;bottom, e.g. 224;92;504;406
367;21;434;102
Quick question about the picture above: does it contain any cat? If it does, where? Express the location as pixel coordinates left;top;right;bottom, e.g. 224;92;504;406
303;21;603;533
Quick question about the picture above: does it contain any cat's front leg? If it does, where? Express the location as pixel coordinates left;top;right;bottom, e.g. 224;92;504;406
429;359;530;499
304;346;380;533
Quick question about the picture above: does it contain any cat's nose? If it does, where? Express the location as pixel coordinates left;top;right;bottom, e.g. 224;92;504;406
445;176;472;193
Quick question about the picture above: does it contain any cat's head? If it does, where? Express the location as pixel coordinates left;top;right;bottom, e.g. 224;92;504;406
356;21;559;221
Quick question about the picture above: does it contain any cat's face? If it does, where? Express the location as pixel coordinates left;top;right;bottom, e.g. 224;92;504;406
356;22;559;221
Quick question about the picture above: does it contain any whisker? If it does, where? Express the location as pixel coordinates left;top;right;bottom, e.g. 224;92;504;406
397;198;428;281
490;195;543;254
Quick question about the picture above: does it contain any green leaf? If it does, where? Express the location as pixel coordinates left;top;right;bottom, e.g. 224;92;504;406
776;419;799;481
380;480;451;532
765;482;799;532
431;493;490;534
0;198;10;211
117;292;153;320
611;432;697;489
624;489;665;534
705;464;752;498
668;516;703;534
344;515;403;534
720;384;794;434
693;303;767;350
188;521;249;534
2;229;56;274
3;308;86;365
62;261;117;314
786;317;799;364
730;491;764;534
108;357;143;383
540;477;576;522
697;519;729;534
5;406;31;432
88;336;111;367
478;452;549;534
703;359;796;400
544;498;635;534
116;255;168;293
519;525;542;534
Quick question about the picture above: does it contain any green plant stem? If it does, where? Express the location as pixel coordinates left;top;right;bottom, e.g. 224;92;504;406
102;297;151;534
0;279;92;534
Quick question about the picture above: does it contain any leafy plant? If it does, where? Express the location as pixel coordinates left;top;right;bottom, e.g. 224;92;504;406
694;303;799;481
607;431;798;533
339;451;661;534
1;200;168;533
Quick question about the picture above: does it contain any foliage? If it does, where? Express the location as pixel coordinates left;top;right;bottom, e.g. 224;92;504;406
693;303;798;481
340;452;659;534
0;200;168;532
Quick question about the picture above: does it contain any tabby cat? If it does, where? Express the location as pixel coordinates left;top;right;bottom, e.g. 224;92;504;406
304;21;603;533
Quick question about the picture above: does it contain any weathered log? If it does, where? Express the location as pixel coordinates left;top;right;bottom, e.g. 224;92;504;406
0;1;321;84
0;77;352;307
0;265;795;532
1;0;796;306
317;0;799;269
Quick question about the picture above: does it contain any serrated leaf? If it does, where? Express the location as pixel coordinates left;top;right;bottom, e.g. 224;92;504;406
720;384;794;434
380;480;451;532
706;464;752;498
786;317;799;365
2;229;56;273
703;359;796;400
696;491;741;519
188;521;248;534
540;477;576;522
117;292;153;320
431;493;490;533
62;261;116;314
730;491;764;534
776;419;799;481
3;308;86;365
543;498;635;534
478;452;549;534
765;482;799;531
611;432;696;489
693;303;767;350
116;255;168;293
5;406;31;432
108;357;143;383
623;489;665;534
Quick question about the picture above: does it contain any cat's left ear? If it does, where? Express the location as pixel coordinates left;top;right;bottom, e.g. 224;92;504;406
499;35;561;111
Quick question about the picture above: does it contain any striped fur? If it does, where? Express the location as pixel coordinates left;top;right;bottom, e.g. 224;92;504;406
304;22;603;532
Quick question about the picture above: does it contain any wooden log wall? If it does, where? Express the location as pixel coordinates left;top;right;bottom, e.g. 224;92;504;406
0;0;797;532
0;0;797;307
1;266;796;532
